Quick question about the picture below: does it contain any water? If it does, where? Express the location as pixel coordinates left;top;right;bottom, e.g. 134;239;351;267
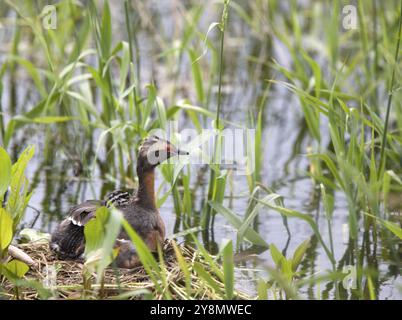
1;0;401;299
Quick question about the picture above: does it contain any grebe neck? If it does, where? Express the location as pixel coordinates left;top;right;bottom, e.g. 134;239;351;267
135;166;156;210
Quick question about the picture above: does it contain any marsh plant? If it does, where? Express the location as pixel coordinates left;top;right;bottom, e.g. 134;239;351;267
0;0;402;300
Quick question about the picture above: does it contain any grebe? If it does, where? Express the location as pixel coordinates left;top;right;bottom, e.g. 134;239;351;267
50;136;188;268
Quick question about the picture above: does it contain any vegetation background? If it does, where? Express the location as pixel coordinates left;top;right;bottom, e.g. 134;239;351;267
0;0;401;300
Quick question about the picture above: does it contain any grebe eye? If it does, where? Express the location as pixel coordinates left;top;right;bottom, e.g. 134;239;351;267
155;150;159;157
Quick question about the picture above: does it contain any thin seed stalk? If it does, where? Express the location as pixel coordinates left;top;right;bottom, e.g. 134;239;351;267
204;1;230;230
378;5;402;179
215;1;228;130
124;0;140;125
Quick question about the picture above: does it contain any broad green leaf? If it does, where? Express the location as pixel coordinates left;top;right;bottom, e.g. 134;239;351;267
291;239;310;272
257;278;268;300
7;145;34;226
5;259;29;278
282;259;294;281
269;243;285;267
0;147;11;202
96;208;123;278
0;208;13;251
84;206;109;255
84;207;122;281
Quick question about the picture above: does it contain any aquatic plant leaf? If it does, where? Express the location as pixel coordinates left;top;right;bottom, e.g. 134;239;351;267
221;239;234;299
385;170;402;185
267;80;329;115
291;239;310;272
84;206;109;255
0;147;11;203
258;197;335;266
96;208;122;277
320;184;334;220
365;212;402;240
155;96;167;130
193;22;220;64
301;50;322;98
209;201;268;247
83;207;122;282
188;49;204;103
382;220;402;240
100;0;112;57
168;102;215;119
86;65;109;93
253;103;264;186
238;194;280;245
257;278;268;300
6;145;34;227
308;153;345;190
59;49;96;78
3;94;60;147
66;91;100;118
143;85;158;129
12;116;76;124
4;259;29;279
116;41;130;93
269;243;285;268
6;55;47;97
0;208;13;251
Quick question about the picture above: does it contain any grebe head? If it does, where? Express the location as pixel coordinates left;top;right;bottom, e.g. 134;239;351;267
137;135;188;171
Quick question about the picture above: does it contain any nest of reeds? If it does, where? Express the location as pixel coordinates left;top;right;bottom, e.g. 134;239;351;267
1;240;250;300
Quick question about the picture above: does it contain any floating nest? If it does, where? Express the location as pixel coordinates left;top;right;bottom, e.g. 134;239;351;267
1;240;251;300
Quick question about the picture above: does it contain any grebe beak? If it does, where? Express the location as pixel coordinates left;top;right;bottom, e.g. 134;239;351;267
176;149;189;156
165;140;189;157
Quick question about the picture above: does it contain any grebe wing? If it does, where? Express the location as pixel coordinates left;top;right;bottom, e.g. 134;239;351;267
68;200;103;226
68;190;131;226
